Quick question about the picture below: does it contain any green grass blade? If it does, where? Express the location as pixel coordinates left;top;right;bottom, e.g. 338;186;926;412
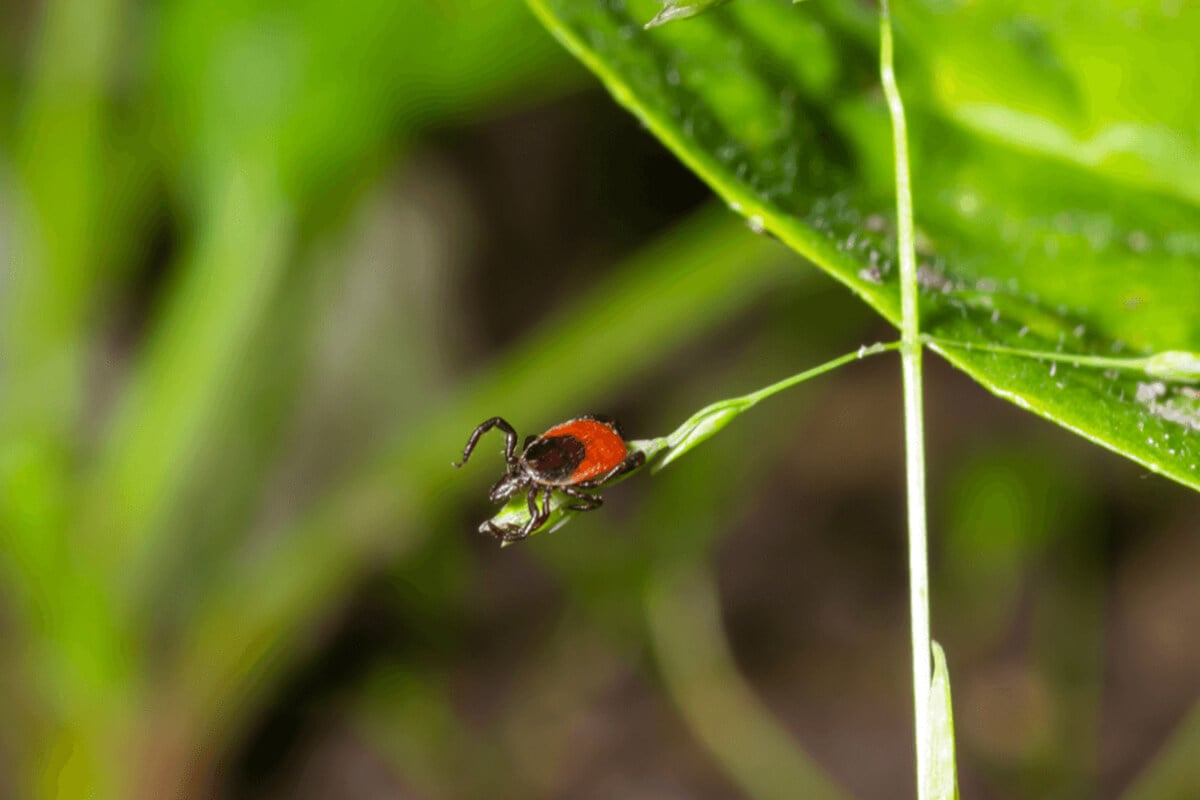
928;641;960;800
1121;703;1200;800
647;561;848;800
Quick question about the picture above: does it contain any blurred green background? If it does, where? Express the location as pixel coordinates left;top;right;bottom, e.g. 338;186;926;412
1;0;1199;799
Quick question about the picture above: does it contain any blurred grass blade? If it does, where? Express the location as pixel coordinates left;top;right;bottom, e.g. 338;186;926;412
84;169;292;586
1;0;131;639
927;641;960;800
1121;702;1200;800
3;0;129;433
647;561;847;800
0;1;135;795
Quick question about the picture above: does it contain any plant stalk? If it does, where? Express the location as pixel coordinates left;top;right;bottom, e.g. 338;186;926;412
879;2;933;797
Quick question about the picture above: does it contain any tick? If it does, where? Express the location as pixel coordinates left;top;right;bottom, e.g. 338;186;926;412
454;415;646;542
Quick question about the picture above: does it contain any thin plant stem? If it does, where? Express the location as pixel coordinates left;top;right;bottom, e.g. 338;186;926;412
642;340;901;471
740;341;902;405
879;2;933;798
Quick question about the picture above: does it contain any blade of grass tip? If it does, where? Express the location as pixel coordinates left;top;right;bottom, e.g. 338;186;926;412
651;341;901;471
647;561;847;800
929;642;960;800
879;2;934;797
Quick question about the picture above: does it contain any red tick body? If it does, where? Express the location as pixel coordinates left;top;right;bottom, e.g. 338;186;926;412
453;415;645;542
537;418;629;483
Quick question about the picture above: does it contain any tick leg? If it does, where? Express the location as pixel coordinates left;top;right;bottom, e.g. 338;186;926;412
579;449;647;488
481;484;576;543
580;414;623;437
619;449;647;474
533;485;555;534
477;486;540;542
454;417;519;467
508;485;552;541
505;487;544;542
561;484;603;512
475;515;523;542
475;484;537;542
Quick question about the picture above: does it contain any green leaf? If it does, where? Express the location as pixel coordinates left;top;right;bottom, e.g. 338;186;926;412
524;0;1200;491
927;641;960;800
901;2;1200;207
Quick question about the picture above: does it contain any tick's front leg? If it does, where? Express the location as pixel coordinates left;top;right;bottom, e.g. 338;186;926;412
454;417;520;467
561;484;603;512
515;486;554;539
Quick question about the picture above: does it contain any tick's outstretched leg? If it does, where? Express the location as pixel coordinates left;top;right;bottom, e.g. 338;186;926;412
618;449;647;476
579;449;646;489
454;417;519;467
478;485;554;542
560;449;644;514
475;447;645;544
504;486;553;542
